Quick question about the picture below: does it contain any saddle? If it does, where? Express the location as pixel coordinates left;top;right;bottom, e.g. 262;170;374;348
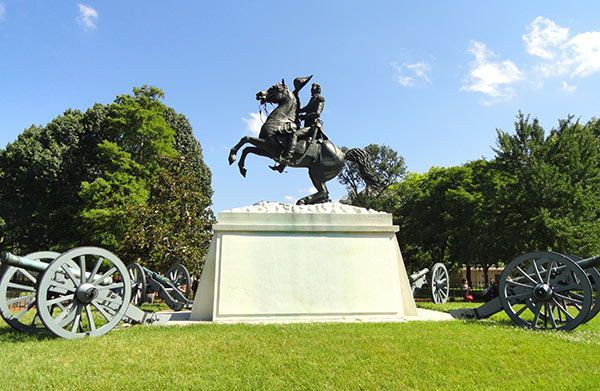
273;134;320;164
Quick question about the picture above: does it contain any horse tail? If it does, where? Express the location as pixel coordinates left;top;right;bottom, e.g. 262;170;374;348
344;148;381;191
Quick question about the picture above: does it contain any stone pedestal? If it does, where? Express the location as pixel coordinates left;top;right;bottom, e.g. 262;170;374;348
190;202;417;322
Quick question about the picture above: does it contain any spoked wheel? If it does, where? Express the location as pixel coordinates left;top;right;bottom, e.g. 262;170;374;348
582;267;600;323
430;263;449;304
561;255;600;324
498;251;593;331
36;247;131;339
127;263;147;307
167;264;191;298
0;251;60;332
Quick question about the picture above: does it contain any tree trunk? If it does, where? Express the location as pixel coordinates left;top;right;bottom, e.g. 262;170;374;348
483;264;489;286
465;263;472;286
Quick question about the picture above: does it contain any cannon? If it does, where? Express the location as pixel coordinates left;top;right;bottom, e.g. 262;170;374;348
126;263;193;311
0;247;174;339
449;251;600;331
409;263;449;304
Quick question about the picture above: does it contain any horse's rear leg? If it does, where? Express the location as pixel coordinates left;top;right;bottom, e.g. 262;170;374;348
297;169;330;205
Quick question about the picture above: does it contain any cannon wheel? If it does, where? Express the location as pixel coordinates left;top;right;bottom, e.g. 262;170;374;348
498;251;592;331
430;263;449;304
127;263;147;307
561;255;600;324
167;264;191;298
0;251;60;332
524;255;600;326
582;266;600;323
36;247;131;339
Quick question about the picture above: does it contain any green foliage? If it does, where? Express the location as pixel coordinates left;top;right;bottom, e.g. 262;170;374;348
345;112;600;278
0;108;95;252
339;144;407;209
0;86;214;273
120;154;216;274
493;112;600;257
164;107;213;198
78;141;150;249
388;165;491;272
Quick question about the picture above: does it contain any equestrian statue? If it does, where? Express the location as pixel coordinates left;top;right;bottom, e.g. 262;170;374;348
228;75;379;205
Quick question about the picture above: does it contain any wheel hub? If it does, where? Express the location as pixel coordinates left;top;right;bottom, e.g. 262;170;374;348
533;283;553;301
75;283;99;304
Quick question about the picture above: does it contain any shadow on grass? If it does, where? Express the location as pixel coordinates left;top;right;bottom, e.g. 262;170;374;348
0;327;56;342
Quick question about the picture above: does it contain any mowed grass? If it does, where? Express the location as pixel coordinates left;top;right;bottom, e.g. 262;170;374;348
0;302;598;391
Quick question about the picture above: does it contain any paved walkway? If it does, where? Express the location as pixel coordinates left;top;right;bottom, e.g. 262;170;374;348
160;308;454;326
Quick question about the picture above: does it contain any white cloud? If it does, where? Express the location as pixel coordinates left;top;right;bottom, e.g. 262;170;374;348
0;3;6;20
524;17;600;79
407;61;431;83
523;16;569;60
565;31;600;77
460;41;524;104
392;61;431;87
77;4;98;31
242;112;263;137
284;195;296;203
561;81;576;92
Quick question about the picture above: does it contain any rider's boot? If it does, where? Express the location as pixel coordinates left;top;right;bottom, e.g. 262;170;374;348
270;133;297;173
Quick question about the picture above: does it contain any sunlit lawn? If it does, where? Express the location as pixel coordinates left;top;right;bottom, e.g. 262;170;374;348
0;301;598;391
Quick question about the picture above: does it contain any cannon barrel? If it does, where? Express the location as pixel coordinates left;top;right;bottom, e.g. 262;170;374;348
2;252;49;273
575;254;600;270
409;268;429;283
142;266;173;287
1;252;113;285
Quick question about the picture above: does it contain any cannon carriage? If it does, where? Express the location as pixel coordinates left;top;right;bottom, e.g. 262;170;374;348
409;263;450;304
127;262;193;311
450;251;600;331
0;247;192;339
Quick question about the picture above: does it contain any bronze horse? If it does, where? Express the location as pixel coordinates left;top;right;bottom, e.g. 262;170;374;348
228;79;378;205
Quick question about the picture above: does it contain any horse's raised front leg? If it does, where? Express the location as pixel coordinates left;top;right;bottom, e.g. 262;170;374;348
229;136;274;165
238;147;271;177
229;136;251;165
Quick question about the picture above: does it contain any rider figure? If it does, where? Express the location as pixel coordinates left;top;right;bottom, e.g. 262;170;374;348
272;82;326;173
298;83;325;133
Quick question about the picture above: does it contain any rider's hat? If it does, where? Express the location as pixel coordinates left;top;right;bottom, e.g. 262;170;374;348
293;75;313;92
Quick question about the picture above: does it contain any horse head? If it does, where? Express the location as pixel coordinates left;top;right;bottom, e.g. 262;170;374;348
256;79;290;105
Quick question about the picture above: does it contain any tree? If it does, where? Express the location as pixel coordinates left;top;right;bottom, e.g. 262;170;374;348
493;112;600;258
120;154;215;274
164;107;213;198
77;86;178;249
386;161;503;285
0;109;94;253
338;144;407;209
389;166;479;273
0;86;214;275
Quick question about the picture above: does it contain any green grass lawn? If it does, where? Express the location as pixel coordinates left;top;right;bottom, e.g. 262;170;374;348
0;302;598;391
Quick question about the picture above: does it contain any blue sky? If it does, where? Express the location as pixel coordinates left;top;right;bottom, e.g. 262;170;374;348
1;1;600;214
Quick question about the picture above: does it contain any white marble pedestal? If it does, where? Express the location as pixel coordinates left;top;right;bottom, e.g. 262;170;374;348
190;202;417;322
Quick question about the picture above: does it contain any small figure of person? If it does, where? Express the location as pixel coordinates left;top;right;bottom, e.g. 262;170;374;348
489;278;498;299
461;278;473;302
482;278;498;301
